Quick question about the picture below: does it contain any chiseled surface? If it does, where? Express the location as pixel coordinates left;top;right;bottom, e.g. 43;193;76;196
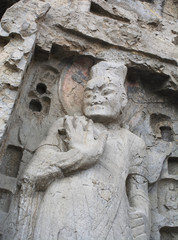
0;1;177;240
17;62;150;240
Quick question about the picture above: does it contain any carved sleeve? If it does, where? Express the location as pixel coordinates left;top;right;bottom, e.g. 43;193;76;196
129;135;148;180
20;118;82;190
21;144;85;191
127;134;150;239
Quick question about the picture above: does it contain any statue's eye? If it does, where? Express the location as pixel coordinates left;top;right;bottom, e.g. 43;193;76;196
85;93;91;98
102;88;115;96
102;89;112;95
102;90;108;95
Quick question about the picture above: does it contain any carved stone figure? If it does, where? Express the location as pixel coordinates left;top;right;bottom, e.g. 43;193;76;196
19;61;150;240
164;182;178;211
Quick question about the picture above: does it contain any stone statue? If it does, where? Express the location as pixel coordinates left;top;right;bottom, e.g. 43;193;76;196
19;61;150;240
164;182;178;212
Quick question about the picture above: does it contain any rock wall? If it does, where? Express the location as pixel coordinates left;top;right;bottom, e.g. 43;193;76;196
0;0;177;239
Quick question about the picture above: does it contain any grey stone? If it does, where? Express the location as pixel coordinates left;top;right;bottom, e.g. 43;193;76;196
17;62;150;240
0;0;178;239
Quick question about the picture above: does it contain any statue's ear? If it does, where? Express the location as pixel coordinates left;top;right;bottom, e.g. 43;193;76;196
121;93;128;108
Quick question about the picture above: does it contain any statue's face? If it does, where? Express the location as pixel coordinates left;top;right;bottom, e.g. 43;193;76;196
83;77;127;122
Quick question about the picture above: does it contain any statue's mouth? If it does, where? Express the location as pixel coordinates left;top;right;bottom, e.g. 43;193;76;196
91;103;103;106
89;105;106;110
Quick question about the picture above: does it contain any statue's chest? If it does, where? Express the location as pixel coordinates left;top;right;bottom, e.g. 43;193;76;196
99;136;129;175
45;136;130;212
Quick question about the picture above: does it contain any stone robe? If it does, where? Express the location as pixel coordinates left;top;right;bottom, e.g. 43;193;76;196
33;127;147;240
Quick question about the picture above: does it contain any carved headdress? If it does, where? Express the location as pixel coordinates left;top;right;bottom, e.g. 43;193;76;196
90;61;127;84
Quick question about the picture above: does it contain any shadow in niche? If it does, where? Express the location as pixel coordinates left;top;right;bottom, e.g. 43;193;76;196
29;99;42;112
90;1;130;22
150;113;171;125
36;83;47;95
34;46;50;62
0;145;23;178
0;189;12;213
50;44;79;60
0;0;20;20
127;68;169;92
150;113;174;141
42;97;51;114
0;37;10;49
160;227;178;240
168;157;178;175
160;126;174;142
127;67;178;105
140;0;154;2
0;234;3;240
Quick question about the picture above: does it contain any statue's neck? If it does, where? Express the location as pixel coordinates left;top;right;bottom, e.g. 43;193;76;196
94;120;121;134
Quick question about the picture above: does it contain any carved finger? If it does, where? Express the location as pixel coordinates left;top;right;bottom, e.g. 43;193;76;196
130;216;144;229
86;119;94;140
132;225;146;239
79;116;88;130
64;116;74;137
96;131;108;155
74;116;84;132
134;233;147;240
129;211;144;219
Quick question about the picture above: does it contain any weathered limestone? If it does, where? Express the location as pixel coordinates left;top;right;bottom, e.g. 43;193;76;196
0;0;177;240
15;62;150;240
0;0;50;140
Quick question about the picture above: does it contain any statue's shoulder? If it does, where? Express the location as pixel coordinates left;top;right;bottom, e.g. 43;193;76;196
49;117;65;130
123;129;148;177
120;128;145;149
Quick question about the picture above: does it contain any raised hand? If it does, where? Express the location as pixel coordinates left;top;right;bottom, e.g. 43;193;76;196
63;115;107;168
20;116;107;189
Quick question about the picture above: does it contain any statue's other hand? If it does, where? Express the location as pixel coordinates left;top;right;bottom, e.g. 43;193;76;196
64;115;107;165
19;147;63;190
129;209;149;240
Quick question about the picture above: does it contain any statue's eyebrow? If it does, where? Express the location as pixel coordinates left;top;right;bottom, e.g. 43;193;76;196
85;83;117;91
101;83;117;89
85;86;93;91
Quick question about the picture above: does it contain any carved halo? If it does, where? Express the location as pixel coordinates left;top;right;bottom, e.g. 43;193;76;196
58;57;94;115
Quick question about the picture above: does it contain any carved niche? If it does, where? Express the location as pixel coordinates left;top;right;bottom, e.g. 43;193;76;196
0;47;178;240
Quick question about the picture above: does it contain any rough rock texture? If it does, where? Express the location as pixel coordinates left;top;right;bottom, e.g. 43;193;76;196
0;0;50;141
0;0;177;240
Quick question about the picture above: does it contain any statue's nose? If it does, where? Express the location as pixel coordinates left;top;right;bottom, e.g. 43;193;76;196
91;94;103;105
92;100;102;105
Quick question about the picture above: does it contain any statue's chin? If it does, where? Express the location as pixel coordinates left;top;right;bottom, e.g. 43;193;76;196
84;105;120;123
85;111;117;123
